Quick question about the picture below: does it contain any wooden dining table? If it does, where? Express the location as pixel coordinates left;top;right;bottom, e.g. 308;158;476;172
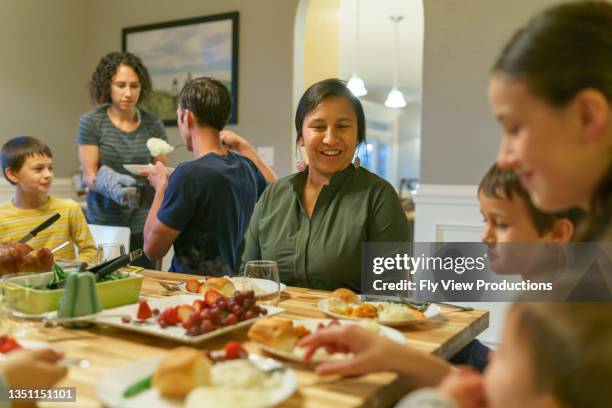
31;270;489;408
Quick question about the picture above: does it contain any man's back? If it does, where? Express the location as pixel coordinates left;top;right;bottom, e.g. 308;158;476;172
156;151;267;275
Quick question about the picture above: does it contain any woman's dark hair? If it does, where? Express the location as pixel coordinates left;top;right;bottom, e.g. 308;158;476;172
178;77;232;131
295;78;366;145
88;51;152;105
493;1;612;106
494;1;612;241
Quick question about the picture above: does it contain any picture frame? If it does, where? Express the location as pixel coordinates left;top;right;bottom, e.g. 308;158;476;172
122;12;239;126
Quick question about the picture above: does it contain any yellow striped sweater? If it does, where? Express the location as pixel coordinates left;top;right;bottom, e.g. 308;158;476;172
0;197;96;264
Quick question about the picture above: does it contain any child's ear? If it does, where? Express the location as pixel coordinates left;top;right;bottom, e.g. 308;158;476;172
549;218;574;243
576;89;609;144
4;167;19;184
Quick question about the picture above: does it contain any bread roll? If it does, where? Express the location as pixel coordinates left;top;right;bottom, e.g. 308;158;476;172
330;288;360;304
153;347;212;398
204;277;236;296
248;318;298;351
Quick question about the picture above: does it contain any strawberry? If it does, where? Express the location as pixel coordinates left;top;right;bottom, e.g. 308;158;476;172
0;336;22;354
204;289;224;307
192;299;206;313
137;300;153;320
177;305;195;323
185;279;201;293
224;341;247;360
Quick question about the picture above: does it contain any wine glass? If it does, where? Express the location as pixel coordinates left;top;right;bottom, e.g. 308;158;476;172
240;260;280;306
96;243;126;264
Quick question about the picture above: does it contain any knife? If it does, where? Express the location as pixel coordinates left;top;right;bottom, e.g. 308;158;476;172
18;213;61;243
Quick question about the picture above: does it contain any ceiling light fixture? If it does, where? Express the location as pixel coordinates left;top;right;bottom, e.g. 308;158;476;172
347;0;367;97
385;15;407;108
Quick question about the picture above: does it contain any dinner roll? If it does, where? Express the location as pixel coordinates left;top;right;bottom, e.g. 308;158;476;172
153;347;212;398
204;277;236;296
248;318;298;351
329;288;360;304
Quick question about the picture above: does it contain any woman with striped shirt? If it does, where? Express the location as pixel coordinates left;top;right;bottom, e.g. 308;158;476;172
77;52;168;268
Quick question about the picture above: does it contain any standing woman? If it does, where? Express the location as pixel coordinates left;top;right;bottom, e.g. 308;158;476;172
77;52;169;268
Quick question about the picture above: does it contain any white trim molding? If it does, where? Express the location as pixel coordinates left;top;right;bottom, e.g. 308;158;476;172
0;177;79;203
412;184;483;242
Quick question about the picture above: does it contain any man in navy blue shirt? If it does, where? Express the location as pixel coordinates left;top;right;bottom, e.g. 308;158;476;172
141;77;275;275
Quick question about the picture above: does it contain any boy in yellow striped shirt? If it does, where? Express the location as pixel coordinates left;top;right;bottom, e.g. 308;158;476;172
0;137;96;264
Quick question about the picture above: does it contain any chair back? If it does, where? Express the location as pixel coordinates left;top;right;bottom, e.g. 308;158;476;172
87;224;131;251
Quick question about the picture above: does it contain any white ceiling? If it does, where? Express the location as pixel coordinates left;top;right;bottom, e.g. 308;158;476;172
338;0;423;99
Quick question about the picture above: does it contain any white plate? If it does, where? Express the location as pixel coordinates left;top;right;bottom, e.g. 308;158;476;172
178;277;287;299
97;354;298;408
123;164;175;176
317;300;441;327
258;318;407;364
95;294;284;344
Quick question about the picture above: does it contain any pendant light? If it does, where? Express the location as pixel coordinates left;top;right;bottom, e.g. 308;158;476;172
385;15;407;108
347;0;367;97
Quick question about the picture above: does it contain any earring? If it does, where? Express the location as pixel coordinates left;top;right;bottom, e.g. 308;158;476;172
353;156;361;169
296;148;306;172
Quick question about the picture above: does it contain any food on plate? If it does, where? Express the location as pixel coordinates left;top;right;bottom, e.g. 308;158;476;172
183;276;269;297
326;289;425;322
185;357;284;408
327;288;360;314
123;342;249;399
248;318;299;352
0;336;22;353
146;138;174;156
0;242;53;275
201;277;236;297
129;290;267;336
136;300;153;320
152;347;212;398
232;277;267;297
377;302;424;321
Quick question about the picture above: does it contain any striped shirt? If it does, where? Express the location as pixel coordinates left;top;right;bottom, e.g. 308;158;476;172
76;105;168;232
0;197;97;263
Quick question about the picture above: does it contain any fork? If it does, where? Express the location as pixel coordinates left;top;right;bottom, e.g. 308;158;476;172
157;280;182;292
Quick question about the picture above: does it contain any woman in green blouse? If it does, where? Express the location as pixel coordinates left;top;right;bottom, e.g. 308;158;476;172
241;78;410;291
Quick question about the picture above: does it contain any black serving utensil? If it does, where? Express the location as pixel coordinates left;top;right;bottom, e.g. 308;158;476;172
18;213;60;243
46;249;143;289
89;249;143;282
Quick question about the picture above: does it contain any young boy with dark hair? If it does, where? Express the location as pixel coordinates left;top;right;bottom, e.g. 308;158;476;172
0;137;96;263
451;163;585;371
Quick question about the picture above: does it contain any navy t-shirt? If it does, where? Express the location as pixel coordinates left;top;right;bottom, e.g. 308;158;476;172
157;151;267;275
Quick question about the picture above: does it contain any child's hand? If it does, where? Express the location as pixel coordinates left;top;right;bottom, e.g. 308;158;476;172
2;348;68;389
438;366;486;408
297;324;409;376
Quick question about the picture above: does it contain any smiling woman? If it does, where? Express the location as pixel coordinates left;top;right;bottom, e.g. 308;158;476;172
241;78;410;292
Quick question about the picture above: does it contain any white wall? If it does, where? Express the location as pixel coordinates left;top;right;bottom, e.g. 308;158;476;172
397;102;421;181
1;0;300;178
0;0;90;177
83;0;300;177
420;0;563;185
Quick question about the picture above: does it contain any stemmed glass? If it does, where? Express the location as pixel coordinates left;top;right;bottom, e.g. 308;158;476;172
240;260;280;306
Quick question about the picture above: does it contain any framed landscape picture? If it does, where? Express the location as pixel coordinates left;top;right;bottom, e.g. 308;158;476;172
122;12;239;126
